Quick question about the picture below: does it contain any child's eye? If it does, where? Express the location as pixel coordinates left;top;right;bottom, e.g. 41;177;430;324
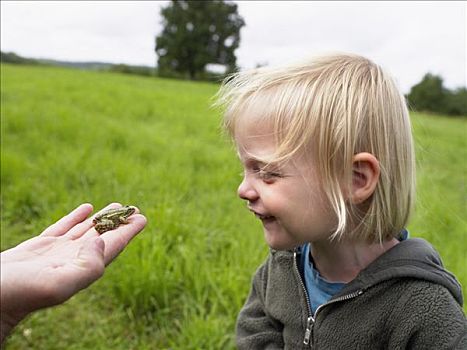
258;170;282;182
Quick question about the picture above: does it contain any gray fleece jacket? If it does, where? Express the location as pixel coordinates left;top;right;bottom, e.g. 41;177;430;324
236;238;466;349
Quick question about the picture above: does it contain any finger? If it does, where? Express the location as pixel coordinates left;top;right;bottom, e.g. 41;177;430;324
65;203;122;240
100;214;147;265
41;204;93;237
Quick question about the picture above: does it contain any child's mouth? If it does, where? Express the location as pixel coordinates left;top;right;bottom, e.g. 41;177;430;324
255;213;275;221
248;207;275;222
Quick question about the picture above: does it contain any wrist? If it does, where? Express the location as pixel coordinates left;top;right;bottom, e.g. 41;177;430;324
0;309;26;344
0;263;30;344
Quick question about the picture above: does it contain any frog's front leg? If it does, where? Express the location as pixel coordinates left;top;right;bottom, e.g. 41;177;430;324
118;218;130;224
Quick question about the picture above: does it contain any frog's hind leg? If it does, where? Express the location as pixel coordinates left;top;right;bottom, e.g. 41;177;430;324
94;219;114;234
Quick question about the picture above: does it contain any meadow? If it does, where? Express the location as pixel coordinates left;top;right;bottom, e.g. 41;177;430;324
1;63;466;349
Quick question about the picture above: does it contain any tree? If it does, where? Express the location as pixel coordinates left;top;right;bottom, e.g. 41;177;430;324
155;0;245;80
408;73;447;114
408;73;467;116
444;87;467;116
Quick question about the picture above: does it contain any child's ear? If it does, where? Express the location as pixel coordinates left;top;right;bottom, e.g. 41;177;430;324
349;152;380;204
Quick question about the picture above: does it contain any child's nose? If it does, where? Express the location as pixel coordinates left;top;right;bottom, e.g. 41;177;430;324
237;177;259;202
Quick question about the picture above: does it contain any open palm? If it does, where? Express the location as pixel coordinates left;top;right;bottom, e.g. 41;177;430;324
0;203;147;333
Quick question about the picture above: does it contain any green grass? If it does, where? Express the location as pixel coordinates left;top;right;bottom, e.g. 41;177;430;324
1;64;465;349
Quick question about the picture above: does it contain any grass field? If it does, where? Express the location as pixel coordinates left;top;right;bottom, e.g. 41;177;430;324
1;63;466;349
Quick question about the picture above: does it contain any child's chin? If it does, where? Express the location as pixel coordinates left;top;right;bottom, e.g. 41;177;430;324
264;231;297;251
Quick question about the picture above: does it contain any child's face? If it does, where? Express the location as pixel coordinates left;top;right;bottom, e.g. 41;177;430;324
235;121;336;250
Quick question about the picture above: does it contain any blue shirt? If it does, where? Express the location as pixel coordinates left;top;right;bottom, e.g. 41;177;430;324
301;243;345;315
300;229;410;315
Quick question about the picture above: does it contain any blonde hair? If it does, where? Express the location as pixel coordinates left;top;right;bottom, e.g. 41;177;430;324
215;53;415;243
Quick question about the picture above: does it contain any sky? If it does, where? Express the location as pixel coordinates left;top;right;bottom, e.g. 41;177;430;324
1;1;465;93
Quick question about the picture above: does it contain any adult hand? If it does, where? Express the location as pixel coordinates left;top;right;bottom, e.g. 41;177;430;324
0;203;147;343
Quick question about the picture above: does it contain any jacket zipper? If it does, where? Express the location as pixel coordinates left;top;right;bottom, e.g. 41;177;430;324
293;250;313;345
293;249;364;347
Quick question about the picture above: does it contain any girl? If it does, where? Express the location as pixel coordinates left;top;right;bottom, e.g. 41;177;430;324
216;53;466;349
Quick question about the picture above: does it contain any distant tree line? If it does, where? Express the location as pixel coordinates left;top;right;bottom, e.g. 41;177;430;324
1;51;155;77
109;64;156;77
2;49;465;117
407;73;466;117
1;51;41;65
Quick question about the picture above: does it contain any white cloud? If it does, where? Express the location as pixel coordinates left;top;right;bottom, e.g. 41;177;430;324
235;1;466;92
1;0;465;92
1;1;167;65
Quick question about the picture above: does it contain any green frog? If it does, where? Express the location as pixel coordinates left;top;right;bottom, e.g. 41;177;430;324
92;205;136;234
